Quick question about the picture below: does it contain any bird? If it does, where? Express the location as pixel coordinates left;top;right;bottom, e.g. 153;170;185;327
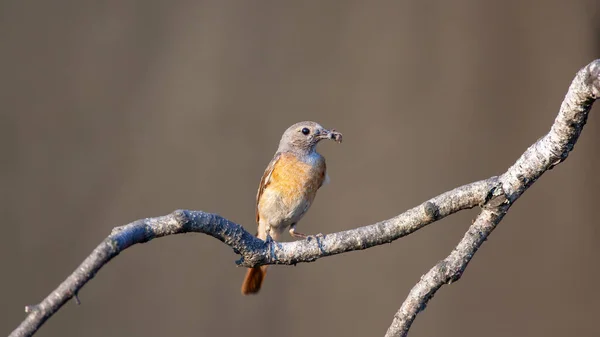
241;121;342;295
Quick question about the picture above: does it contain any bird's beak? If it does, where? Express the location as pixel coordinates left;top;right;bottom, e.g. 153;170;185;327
319;128;343;143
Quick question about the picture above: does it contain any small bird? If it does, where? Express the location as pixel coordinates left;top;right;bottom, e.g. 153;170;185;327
241;121;342;295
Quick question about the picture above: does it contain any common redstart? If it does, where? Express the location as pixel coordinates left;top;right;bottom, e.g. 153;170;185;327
241;121;342;295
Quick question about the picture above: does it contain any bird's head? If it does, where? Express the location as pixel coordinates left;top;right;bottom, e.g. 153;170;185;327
277;121;342;155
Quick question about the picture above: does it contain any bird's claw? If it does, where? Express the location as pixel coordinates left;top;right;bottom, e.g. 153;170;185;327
306;233;324;241
265;233;274;244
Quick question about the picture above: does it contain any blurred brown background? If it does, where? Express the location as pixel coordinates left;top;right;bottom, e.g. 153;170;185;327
2;1;599;336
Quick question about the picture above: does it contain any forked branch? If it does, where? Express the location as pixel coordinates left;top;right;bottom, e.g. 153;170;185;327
10;60;600;337
385;59;600;337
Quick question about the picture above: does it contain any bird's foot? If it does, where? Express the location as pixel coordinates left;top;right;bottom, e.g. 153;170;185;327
289;224;308;239
265;232;274;244
306;233;324;241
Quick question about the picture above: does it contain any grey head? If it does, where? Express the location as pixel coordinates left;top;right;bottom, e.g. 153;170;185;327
277;121;342;155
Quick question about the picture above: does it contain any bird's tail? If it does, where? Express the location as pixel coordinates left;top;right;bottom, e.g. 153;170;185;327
241;265;268;295
242;224;273;295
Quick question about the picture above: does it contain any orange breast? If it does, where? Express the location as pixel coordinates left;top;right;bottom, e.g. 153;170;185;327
268;153;325;207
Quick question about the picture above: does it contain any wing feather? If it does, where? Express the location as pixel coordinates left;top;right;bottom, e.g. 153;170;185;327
256;153;281;223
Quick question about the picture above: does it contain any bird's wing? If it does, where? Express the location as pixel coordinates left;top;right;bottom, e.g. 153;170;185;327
256;152;282;223
319;159;328;188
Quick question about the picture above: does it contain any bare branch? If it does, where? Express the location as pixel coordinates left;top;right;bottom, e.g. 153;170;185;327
385;59;600;337
9;178;494;337
10;59;599;337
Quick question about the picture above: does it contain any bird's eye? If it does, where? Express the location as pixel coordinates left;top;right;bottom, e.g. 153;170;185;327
301;127;310;135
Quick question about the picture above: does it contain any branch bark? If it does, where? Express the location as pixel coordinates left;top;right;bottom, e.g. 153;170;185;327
10;60;600;337
385;59;600;337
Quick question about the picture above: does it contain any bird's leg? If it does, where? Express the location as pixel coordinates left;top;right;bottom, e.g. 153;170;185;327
289;224;308;239
265;224;273;243
289;224;325;240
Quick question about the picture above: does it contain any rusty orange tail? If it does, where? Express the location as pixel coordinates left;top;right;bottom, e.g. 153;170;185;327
241;266;268;295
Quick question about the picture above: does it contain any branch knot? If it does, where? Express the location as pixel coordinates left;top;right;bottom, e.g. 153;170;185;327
423;202;440;220
482;183;509;210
